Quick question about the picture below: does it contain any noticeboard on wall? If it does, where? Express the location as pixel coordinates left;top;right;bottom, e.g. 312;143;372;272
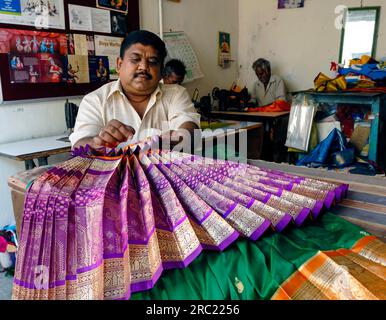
0;0;139;103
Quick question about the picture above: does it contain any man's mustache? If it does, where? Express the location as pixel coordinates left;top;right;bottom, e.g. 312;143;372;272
134;72;152;79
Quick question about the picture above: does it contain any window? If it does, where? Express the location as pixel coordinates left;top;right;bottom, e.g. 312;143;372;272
339;7;380;66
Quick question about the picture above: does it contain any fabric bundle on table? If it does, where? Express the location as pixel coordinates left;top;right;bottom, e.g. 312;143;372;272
247;99;291;112
12;143;349;300
314;72;347;92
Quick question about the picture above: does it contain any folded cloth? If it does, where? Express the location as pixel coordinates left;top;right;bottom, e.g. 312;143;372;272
247;99;291;112
0;236;7;253
297;128;353;168
2;225;18;247
347;86;386;94
348;55;378;66
339;63;386;81
314;73;347;92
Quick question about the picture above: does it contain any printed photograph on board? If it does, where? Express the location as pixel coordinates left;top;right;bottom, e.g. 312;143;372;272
63;55;90;84
87;35;95;55
39;53;65;83
94;35;123;79
88;55;110;83
9;52;66;83
0;28;68;55
96;0;128;14
0;0;65;29
110;11;128;36
278;0;305;9
9;53;40;83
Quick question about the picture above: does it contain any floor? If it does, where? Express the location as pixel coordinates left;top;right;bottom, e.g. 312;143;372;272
0;272;13;300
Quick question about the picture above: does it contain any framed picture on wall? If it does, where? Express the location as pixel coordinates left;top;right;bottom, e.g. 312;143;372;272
278;0;304;9
96;0;128;14
218;31;230;67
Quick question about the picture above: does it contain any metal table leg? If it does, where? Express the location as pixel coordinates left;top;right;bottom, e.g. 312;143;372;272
38;157;48;166
25;159;36;170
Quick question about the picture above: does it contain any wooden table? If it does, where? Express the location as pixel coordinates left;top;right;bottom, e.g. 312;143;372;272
209;111;290;162
200;121;263;160
0;135;71;170
210;110;290;122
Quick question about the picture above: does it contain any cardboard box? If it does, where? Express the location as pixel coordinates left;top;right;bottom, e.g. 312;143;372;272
7;166;51;237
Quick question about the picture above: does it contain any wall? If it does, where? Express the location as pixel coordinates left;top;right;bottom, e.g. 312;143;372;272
0;0;239;227
0;98;81;228
238;0;386;93
140;0;240;97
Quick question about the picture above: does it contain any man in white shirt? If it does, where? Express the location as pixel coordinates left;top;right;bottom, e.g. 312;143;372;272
70;30;200;150
250;58;290;162
251;58;288;106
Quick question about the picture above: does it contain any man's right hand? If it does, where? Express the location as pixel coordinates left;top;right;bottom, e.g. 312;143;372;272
92;119;135;148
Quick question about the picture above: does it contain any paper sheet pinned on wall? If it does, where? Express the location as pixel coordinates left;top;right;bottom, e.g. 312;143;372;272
163;31;204;83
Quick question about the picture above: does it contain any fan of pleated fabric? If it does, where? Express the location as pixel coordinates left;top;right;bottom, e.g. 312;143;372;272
12;146;348;300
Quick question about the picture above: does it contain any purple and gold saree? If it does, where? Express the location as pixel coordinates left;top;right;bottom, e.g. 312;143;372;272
12;143;359;300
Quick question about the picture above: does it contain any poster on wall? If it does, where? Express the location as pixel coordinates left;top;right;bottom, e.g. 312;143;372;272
9;53;41;83
91;8;111;33
66;33;75;54
110;11;128;36
8;52;66;83
38;53;65;82
68;4;92;31
96;0;128;14
218;31;230;67
278;0;304;9
94;35;123;79
63;55;90;84
88;55;110;83
87;35;95;55
68;4;112;33
0;0;65;30
66;33;95;55
0;28;68;55
73;33;88;55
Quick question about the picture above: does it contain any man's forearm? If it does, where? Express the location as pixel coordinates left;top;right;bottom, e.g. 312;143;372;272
178;121;199;133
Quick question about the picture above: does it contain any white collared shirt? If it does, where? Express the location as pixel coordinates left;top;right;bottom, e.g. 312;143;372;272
69;80;201;146
252;74;287;106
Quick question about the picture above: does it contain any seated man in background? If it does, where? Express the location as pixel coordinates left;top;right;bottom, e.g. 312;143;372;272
70;30;200;151
251;58;288;106
162;59;187;85
250;58;290;162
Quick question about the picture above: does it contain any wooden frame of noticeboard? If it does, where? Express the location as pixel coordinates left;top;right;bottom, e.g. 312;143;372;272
0;0;139;102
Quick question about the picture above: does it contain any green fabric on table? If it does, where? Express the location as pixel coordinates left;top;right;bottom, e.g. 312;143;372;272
130;212;366;300
200;121;234;130
203;143;246;163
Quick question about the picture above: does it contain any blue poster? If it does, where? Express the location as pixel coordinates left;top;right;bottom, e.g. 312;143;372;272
88;56;109;83
0;0;21;14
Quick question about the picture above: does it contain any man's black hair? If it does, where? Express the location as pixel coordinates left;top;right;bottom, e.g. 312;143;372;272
163;59;187;77
120;30;167;66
